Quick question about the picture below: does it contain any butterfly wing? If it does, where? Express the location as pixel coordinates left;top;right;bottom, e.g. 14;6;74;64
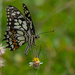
23;4;35;35
6;5;28;31
3;5;29;50
4;29;28;50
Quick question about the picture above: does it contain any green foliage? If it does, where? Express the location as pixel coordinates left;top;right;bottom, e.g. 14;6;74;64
0;0;75;75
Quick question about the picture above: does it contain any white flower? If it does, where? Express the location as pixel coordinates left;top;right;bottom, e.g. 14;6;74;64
29;58;43;69
0;44;6;56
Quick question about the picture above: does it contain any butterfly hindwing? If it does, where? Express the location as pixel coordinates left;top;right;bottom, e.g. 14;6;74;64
4;29;28;50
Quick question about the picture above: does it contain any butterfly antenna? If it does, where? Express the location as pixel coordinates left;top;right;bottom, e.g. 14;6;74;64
38;29;54;35
35;29;42;58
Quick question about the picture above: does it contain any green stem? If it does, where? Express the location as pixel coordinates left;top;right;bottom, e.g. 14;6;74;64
35;70;37;75
0;0;2;42
0;68;1;75
2;67;5;75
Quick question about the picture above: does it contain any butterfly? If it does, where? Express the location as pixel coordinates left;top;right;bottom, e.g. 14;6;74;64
3;4;40;56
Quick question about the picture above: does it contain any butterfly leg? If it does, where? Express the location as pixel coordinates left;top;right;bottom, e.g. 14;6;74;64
32;44;41;58
25;43;31;56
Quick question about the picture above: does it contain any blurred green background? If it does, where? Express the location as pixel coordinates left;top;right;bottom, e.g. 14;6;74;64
0;0;75;75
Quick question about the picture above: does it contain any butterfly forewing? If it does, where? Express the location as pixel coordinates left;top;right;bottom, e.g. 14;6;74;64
23;4;35;35
6;5;28;31
3;5;30;50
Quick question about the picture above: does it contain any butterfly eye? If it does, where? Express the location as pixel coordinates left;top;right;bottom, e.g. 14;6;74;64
35;35;40;39
35;36;37;39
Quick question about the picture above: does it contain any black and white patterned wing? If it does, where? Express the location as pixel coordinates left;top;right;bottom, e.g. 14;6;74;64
3;5;29;50
6;5;28;31
4;29;28;50
23;4;35;35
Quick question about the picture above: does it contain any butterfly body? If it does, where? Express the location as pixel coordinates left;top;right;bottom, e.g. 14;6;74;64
3;4;39;56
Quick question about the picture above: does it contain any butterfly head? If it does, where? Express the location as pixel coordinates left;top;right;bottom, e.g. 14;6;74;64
35;35;40;40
